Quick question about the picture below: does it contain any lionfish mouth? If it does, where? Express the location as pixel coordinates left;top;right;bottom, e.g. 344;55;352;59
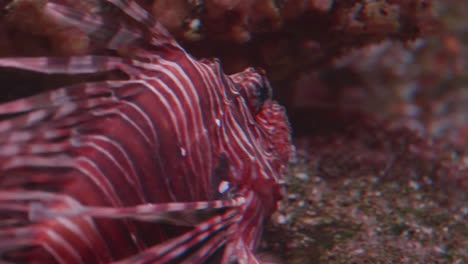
0;0;292;263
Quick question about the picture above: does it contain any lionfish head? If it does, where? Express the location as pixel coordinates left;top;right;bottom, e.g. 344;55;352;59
232;67;293;178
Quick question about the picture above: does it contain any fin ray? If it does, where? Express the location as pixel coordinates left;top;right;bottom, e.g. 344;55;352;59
0;56;131;75
114;209;241;264
45;2;147;50
0;190;244;225
105;0;173;41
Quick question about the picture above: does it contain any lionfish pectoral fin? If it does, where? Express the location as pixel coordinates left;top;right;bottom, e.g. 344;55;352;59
113;209;241;264
103;0;174;41
46;0;174;52
0;192;245;263
1;190;244;226
45;2;149;51
0;56;135;75
0;79;141;117
0;218;95;264
26;196;246;225
0;79;147;136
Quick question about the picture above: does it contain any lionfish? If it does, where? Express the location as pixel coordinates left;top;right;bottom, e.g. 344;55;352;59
0;0;292;263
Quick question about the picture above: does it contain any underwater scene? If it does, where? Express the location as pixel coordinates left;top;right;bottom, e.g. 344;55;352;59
0;0;466;263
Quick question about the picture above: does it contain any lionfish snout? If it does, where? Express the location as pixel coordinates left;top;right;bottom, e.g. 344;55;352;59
226;65;292;248
231;67;293;171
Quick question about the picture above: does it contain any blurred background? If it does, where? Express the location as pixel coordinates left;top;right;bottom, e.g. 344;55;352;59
0;0;466;262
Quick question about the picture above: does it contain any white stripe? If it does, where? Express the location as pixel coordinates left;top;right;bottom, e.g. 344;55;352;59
7;131;33;143
25;109;48;127
45;228;84;264
134;77;195;197
56;218;94;249
72;138;143;199
74;156;123;207
138;79;185;143
121;99;158;144
94;106;152;145
171;57;219;181
224;110;256;161
2;155;72;171
137;60;205;173
237;104;277;181
85;134;149;199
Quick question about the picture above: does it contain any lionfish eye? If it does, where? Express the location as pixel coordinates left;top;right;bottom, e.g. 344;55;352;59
254;78;271;111
238;68;272;114
231;67;273;114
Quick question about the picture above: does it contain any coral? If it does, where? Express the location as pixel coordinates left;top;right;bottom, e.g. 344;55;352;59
0;0;438;108
288;0;468;144
0;0;436;73
178;0;436;82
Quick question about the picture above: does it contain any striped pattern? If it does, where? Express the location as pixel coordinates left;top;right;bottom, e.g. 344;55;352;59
0;1;291;263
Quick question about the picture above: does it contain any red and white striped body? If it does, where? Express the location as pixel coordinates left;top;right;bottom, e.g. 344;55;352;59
0;1;292;263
